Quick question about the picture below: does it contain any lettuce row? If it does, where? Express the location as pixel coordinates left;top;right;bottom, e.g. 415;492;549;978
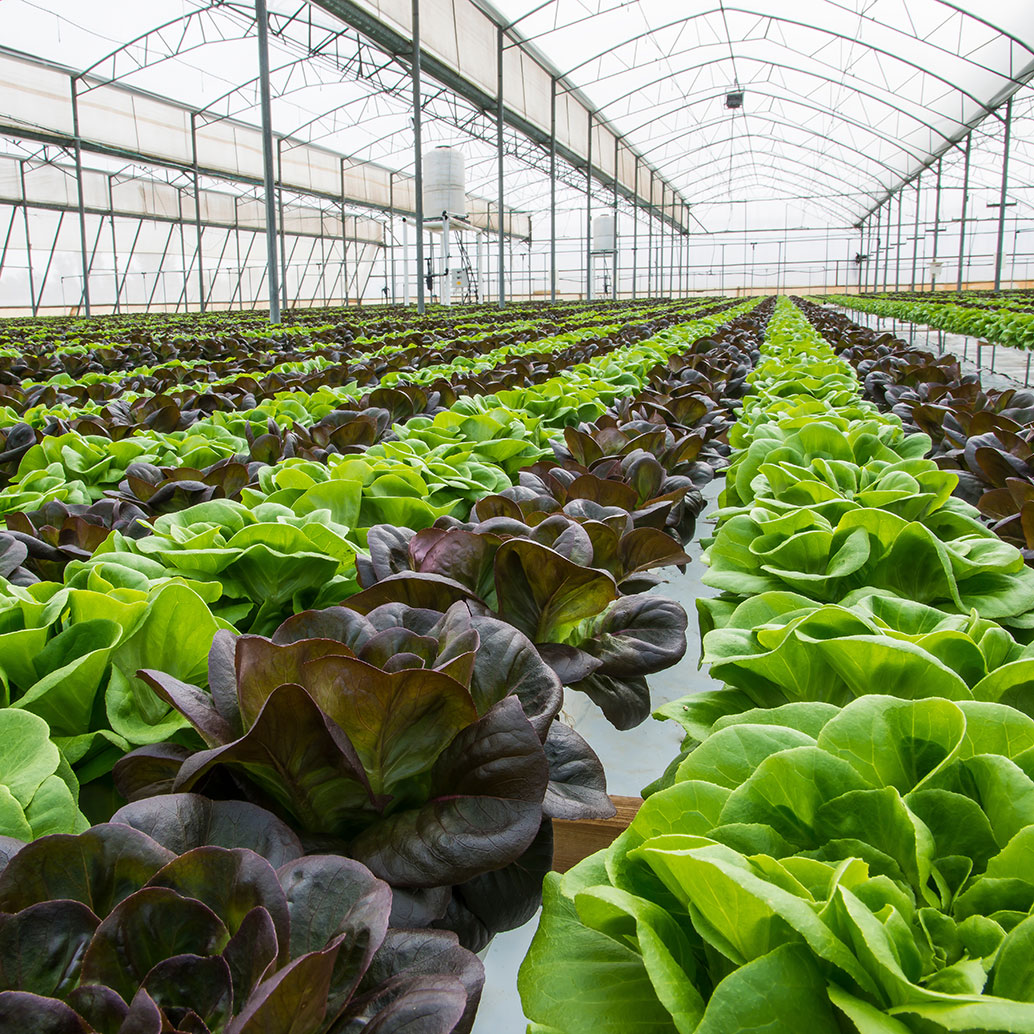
519;297;1034;1033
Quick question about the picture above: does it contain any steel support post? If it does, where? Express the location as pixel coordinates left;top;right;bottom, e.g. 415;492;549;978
872;205;880;293
69;77;91;316
660;185;666;296
911;173;921;292
107;175;119;314
586;111;593;302
441;213;451;306
255;0;281;323
931;158;942;290
402;218;410;305
549;77;557;304
18;162;36;316
994;96;1013;293
612;137;618;301
631;158;638;301
276;141;289;312
412;0;425;314
895;189;903;291
389;172;396;304
190;114;206;312
647;173;653;296
339;170;350;307
882;198;892;291
496;24;505;308
957;133;972;291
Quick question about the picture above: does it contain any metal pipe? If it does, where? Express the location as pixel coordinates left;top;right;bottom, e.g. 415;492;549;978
632;157;638;300
190;113;205;312
441;211;451;306
994;96;1013;293
612;136;619;301
931;157;942;290
254;0;281;323
647;172;653;296
957;133;971;292
586;110;593;302
911;172;921;292
895;189;902;291
18;162;36;316
69;77;91;316
345;167;353;306
549;76;556;305
107;175;119;314
413;0;425;314
389;172;396;304
402;217;410;306
496;24;505;308
276;140;289;312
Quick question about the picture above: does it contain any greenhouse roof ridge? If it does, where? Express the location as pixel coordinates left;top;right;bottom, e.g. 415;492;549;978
483;0;1034;228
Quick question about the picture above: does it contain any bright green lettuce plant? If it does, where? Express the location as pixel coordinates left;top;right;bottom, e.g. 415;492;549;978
520;695;1034;1033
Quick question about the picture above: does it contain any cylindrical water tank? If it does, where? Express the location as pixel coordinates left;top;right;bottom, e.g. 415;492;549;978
423;147;467;219
593;214;616;253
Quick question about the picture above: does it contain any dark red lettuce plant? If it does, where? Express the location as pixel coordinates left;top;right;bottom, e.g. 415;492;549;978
114;601;613;949
0;793;484;1033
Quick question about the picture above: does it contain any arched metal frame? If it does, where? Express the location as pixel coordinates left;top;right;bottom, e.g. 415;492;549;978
1;0;1033;312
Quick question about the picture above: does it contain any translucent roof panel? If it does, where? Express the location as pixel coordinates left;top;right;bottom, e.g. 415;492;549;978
490;0;1034;227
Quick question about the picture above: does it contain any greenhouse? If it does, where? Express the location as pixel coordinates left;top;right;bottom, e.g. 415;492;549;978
0;0;1033;1031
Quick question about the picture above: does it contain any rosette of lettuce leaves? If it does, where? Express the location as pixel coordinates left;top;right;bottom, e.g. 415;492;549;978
0;793;483;1033
115;600;614;949
520;695;1034;1033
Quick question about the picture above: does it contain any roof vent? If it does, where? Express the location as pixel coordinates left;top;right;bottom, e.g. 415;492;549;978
725;90;744;109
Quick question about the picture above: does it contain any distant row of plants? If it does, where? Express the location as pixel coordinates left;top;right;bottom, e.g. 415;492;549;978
799;297;1034;565
520;296;1034;1033
816;292;1034;351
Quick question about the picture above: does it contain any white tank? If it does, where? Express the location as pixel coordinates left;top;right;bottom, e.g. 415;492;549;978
423;147;467;219
593;214;616;253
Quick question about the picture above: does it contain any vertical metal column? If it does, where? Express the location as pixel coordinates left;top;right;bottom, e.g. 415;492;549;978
586;111;593;301
190;114;206;312
957;132;971;292
412;0;425;314
69;77;91;316
895;189;903;291
441;213;451;305
931;158;942;290
611;137;619;301
339;168;350;307
994;96;1013;293
496;24;505;308
885;196;893;291
911;173;921;292
872;205;880;293
658;184;665;296
255;0;281;323
402;218;410;306
549;77;557;304
19;162;36;316
631;157;638;300
107;175;119;314
389;172;396;304
276;141;289;311
647;172;653;296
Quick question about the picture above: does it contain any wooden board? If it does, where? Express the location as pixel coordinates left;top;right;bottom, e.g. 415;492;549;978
551;795;643;873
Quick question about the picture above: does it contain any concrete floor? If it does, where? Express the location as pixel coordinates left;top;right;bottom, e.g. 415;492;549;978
470;477;725;1033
